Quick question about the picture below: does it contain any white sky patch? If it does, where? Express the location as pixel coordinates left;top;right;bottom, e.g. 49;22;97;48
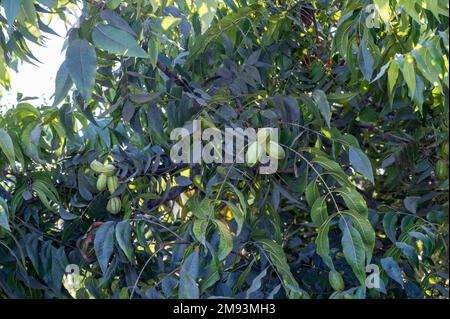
1;7;81;107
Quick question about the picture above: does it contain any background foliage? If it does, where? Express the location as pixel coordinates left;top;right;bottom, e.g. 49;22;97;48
0;0;448;299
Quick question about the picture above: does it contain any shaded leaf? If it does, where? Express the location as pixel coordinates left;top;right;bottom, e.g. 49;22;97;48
213;220;233;261
92;24;147;58
53;62;73;106
179;250;200;299
381;257;404;288
349;146;374;183
312;89;331;127
0;198;11;232
115;220;133;262
94;221;116;274
383;211;398;243
193;219;209;244
245;268;267;298
0;128;16;168
311;196;328;226
2;0;22;26
66;40;97;101
342;223;366;285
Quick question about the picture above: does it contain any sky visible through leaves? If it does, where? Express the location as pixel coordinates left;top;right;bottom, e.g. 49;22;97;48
0;8;79;106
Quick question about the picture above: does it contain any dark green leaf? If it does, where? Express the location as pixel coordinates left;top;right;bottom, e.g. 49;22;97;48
341;222;366;286
115;220;133;262
94;221;116;274
65;40;97;101
349;146;374;183
381;257;404;288
312;89;331;127
92;24;147;58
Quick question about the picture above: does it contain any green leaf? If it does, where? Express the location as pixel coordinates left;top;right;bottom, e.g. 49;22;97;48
224;201;244;236
311;196;328;226
188;197;214;219
327;92;359;103
233;259;255;294
228;183;248;219
373;0;391;25
193;219;209;244
32;180;58;211
94;221;116;274
349;146;374;183
259;239;309;299
370;61;391;83
315;216;334;270
101;10;135;36
312;89;331;127
305;180;320;208
17;0;40;37
187;6;258;64
148;37;160;68
194;0;218;33
53;62;73;106
425;0;446;20
129;93;161;104
358;40;374;81
21;122;43;164
213;220;233;261
246;268;267;298
0;198;11;232
395;242;419;267
312;155;353;187
412;46;442;91
345;211;375;263
149;0;161;12
387;59;399;104
92;24;148;58
381;257;404;288
341;222;366;286
399;0;422;24
106;0;121;9
2;0;22;26
200;261;220;293
160;16;182;30
65;39;97;101
404;196;420;214
115;220;133;262
179;250;200;299
409;231;434;256
402;54;416;98
24;235;40;274
383;211;398;243
336;187;368;217
0;128;16;168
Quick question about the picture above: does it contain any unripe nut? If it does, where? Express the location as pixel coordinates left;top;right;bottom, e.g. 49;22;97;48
90;160;105;173
102;164;116;176
257;128;272;144
97;173;107;191
441;142;449;160
90;160;116;176
435;159;448;180
107;197;122;214
246;142;263;166
267;141;286;159
329;270;345;291
107;176;120;194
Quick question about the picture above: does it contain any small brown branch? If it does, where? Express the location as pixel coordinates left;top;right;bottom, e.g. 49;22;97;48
147;164;201;210
202;75;221;87
156;60;192;93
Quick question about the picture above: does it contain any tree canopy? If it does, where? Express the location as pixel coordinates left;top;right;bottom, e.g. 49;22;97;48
0;0;448;299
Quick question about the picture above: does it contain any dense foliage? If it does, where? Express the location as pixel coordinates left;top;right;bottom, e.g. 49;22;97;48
0;0;448;299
